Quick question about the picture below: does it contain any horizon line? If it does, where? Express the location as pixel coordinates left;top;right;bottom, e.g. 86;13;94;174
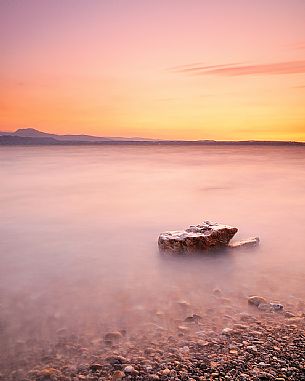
0;128;304;144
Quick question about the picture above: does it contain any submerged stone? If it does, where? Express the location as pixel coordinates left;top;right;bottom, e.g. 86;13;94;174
104;331;123;345
248;296;267;307
184;314;202;323
269;302;284;311
248;296;284;313
158;221;238;254
258;302;284;312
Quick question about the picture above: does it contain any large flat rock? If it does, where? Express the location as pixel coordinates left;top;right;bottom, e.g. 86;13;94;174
158;221;238;254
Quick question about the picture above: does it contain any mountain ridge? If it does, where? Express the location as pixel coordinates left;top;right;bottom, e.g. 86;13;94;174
0;128;304;145
0;128;154;142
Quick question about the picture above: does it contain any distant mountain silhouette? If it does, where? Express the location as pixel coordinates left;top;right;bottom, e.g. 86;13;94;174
0;128;153;142
0;135;61;145
0;128;304;146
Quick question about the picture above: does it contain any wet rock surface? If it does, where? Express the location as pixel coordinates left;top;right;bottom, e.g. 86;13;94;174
228;237;260;249
248;296;268;307
158;221;260;254
158;222;239;254
1;292;304;381
248;297;285;313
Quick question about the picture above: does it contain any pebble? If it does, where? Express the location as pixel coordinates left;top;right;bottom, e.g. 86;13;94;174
222;327;233;335
233;323;248;330
184;313;202;323
161;368;171;375
124;365;135;373
106;355;128;365
112;370;125;380
229;349;238;355
246;345;258;352
178;325;190;332
89;363;103;371
3;293;305;381
177;300;191;309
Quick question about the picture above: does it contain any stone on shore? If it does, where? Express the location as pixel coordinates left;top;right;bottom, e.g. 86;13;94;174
221;327;234;335
112;370;125;381
158;221;238;254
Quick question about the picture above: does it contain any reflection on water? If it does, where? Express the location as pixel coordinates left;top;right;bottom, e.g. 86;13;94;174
0;145;305;341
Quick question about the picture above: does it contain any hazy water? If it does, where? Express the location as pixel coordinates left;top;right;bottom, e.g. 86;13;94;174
0;145;305;343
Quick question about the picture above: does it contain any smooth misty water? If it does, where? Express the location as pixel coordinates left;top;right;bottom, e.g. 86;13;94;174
0;145;305;341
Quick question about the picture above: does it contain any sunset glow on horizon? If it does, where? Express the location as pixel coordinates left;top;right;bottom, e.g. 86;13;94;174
1;0;305;141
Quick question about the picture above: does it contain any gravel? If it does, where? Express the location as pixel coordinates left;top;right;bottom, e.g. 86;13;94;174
1;295;304;381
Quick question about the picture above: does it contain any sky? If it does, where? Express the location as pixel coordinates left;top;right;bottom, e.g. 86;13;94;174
1;0;305;141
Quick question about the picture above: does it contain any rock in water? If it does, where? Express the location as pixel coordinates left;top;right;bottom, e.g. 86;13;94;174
158;221;238;254
248;296;267;307
258;302;284;312
269;302;284;311
104;331;123;345
228;237;259;248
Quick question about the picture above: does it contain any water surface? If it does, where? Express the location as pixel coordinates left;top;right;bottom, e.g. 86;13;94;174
0;145;305;341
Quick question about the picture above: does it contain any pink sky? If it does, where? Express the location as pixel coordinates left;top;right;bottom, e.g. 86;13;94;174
1;0;305;140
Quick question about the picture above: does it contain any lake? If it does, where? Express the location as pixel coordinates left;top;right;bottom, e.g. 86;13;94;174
0;145;305;343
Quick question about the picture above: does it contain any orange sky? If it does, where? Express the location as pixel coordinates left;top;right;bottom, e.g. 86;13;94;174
1;0;305;141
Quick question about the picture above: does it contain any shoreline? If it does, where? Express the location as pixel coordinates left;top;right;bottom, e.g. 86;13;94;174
1;295;304;381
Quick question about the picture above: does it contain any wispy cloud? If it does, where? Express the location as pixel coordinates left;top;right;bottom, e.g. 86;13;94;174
169;62;242;73
171;60;305;76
